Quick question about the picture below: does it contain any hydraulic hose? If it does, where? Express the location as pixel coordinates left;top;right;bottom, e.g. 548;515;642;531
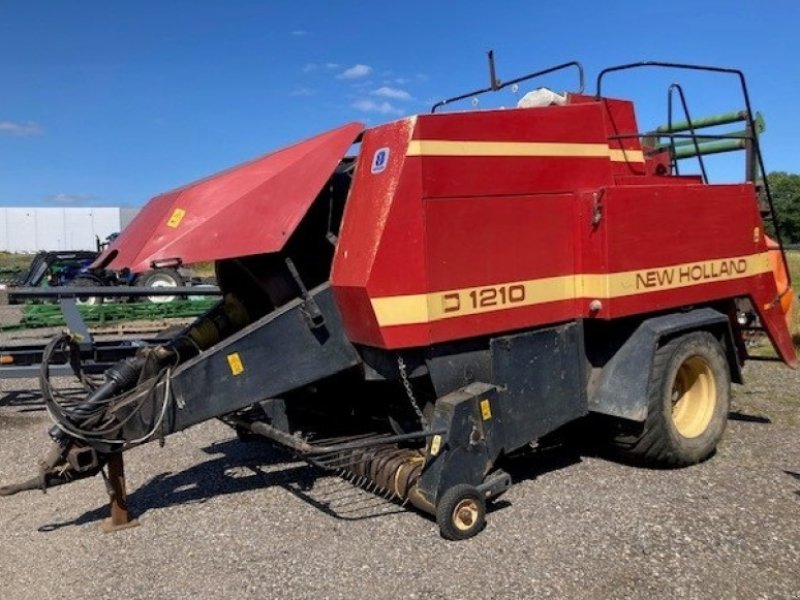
47;356;146;443
2;292;252;496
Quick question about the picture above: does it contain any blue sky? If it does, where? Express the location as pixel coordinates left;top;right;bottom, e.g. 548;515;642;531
1;1;798;207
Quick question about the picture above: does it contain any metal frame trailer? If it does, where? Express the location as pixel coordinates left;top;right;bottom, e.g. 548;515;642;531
0;286;219;378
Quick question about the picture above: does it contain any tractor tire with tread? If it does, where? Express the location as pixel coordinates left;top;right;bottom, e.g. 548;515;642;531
133;268;184;303
612;331;730;467
71;275;105;306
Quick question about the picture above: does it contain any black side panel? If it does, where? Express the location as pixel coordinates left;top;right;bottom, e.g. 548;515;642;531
491;322;588;452
426;346;492;397
167;284;361;431
588;307;736;421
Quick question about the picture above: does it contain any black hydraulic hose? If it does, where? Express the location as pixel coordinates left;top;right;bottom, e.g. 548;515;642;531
1;337;161;497
54;357;142;423
4;297;248;497
39;333;147;443
47;378;120;442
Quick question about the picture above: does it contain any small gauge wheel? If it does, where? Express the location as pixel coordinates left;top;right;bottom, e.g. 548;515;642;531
436;484;487;541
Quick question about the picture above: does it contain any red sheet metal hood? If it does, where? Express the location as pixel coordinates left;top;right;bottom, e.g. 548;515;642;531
97;122;364;273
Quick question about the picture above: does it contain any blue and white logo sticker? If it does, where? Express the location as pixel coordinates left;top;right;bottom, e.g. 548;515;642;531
371;147;390;174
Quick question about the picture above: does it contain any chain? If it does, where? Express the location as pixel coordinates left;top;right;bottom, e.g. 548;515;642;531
397;355;428;428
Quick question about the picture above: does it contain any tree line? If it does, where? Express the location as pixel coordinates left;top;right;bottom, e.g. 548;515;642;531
768;172;800;244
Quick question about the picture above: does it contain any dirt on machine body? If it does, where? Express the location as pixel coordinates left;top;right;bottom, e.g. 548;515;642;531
2;57;794;540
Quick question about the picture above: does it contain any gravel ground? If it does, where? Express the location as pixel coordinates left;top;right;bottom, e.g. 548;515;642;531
0;362;798;600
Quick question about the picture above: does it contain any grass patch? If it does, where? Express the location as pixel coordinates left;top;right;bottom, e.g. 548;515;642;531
785;250;800;340
773;250;800;346
0;252;33;272
191;261;215;278
786;250;800;284
744;250;800;356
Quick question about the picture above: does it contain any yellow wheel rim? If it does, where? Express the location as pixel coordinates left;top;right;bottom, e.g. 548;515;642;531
452;499;479;532
671;355;716;438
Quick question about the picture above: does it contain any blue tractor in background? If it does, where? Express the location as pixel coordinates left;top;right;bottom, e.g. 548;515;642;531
2;246;185;305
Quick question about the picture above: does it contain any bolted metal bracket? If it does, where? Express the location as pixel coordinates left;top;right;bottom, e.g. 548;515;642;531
284;257;326;329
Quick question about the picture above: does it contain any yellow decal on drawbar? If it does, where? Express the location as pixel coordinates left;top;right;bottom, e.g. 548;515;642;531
480;399;492;421
227;352;244;376
167;208;186;228
429;435;442;456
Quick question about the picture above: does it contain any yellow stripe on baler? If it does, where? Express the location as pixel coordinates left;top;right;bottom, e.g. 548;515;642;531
406;140;645;163
371;252;771;327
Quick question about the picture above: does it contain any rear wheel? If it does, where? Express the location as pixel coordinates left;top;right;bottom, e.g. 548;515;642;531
133;268;184;303
613;331;730;467
71;276;105;306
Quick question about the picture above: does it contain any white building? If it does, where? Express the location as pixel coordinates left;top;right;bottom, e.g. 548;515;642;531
0;207;139;253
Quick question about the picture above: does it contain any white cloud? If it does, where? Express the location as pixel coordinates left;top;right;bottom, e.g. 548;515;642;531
291;30;308;36
351;99;404;116
371;86;412;101
325;63;340;69
393;77;409;85
302;63;317;73
0;120;43;136
290;87;316;97
338;64;372;80
45;193;93;206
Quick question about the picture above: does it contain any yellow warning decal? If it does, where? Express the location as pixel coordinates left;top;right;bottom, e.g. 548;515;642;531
480;399;492;421
227;352;244;376
167;208;186;228
429;435;442;456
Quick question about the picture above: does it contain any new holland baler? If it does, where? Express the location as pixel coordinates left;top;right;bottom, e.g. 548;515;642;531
1;59;795;540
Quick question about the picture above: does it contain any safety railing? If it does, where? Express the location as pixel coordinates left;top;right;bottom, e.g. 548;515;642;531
595;61;790;290
431;52;584;113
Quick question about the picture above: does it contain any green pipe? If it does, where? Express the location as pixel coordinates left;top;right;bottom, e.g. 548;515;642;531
654;129;750;150
657;113;765;148
656;110;748;133
654;113;765;152
666;129;749;148
673;139;747;159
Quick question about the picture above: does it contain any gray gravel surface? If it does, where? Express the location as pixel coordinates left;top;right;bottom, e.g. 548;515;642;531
0;363;798;600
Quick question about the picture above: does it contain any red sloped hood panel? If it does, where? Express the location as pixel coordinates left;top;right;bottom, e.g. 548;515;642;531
97;122;364;273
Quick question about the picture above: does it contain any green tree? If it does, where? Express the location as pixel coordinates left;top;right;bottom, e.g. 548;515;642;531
767;171;800;244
